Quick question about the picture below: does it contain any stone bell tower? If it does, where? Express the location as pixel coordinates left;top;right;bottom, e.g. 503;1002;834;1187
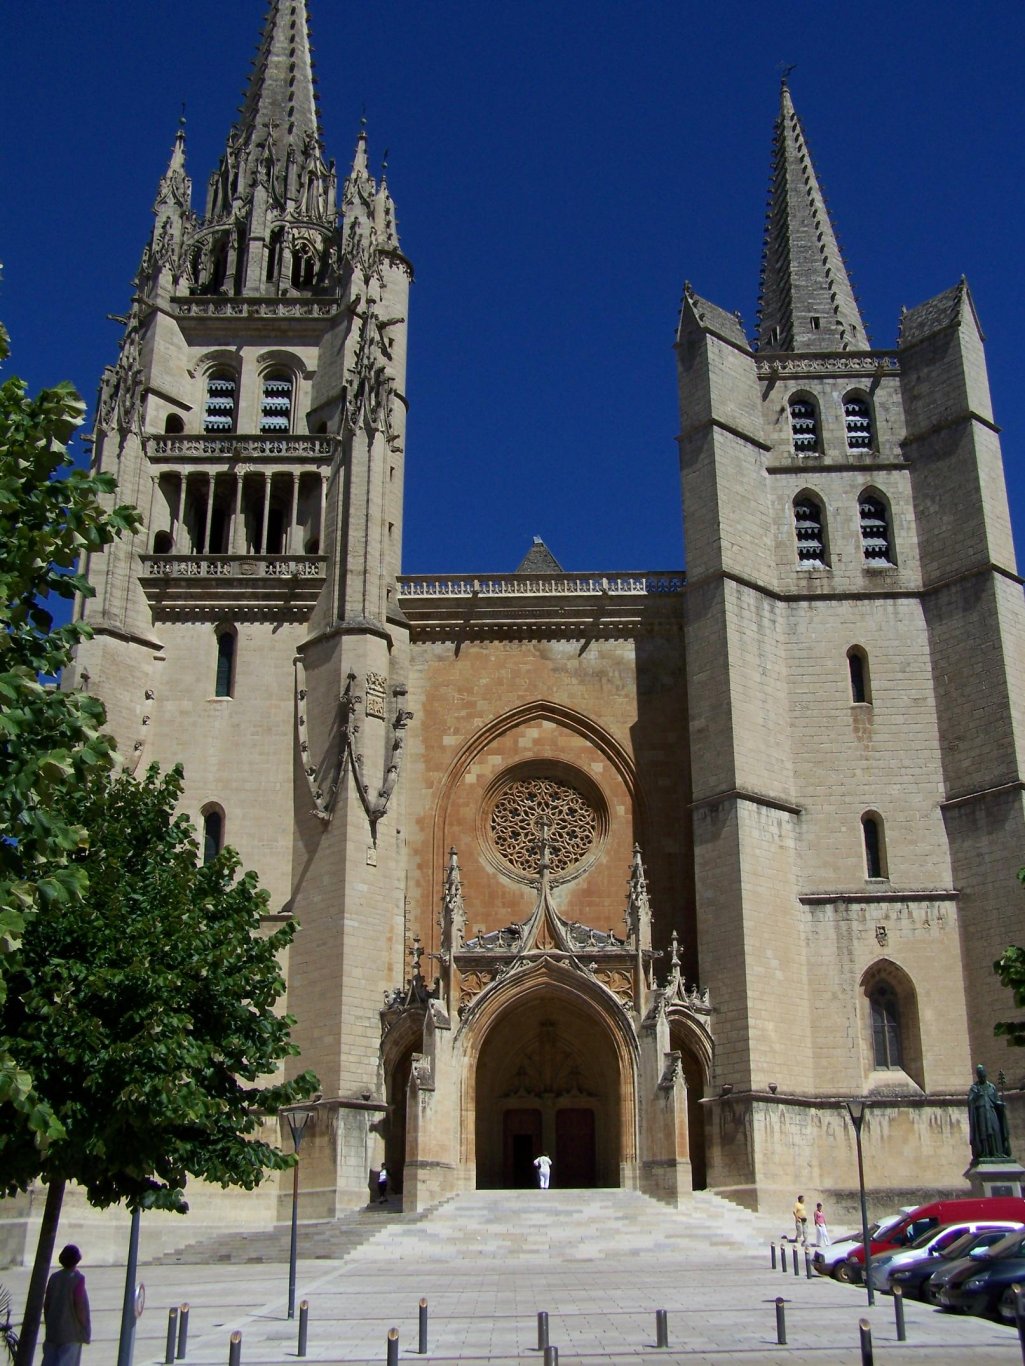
70;0;414;1213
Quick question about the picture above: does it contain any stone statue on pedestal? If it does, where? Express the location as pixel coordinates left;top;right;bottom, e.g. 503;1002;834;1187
968;1063;1011;1163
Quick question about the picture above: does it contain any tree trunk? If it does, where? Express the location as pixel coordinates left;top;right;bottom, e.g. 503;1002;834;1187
15;1179;65;1366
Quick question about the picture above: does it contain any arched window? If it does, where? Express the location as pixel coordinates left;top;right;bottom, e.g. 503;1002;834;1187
869;981;903;1069
793;495;828;568
203;370;237;433
789;395;820;456
291;243;316;289
260;371;294;433
862;812;887;879
847;646;871;704
859;492;893;565
844;393;873;452
202;806;224;865
215;629;236;698
164;413;184;434
152;530;173;555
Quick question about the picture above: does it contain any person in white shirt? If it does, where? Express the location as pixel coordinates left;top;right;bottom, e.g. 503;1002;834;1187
533;1154;552;1189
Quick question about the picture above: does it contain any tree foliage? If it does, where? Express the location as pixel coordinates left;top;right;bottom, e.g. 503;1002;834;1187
0;764;318;1211
0;320;140;1123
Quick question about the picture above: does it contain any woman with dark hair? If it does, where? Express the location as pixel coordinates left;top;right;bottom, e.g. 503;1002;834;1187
42;1245;91;1364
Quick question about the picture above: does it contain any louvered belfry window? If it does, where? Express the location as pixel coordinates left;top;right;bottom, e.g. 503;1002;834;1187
789;397;819;455
845;396;872;451
260;373;293;433
859;494;892;564
204;372;237;433
794;497;826;568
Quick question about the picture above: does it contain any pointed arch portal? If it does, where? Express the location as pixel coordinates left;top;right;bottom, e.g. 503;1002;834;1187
472;991;625;1190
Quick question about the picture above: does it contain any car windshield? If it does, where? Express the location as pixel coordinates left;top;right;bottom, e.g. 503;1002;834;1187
982;1231;1025;1259
908;1225;948;1250
892;1216;938;1246
941;1232;981;1259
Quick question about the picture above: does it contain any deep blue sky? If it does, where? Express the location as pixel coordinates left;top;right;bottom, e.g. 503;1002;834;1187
2;1;1024;575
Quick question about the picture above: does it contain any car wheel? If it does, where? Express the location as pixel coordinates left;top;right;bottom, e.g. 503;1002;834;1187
997;1287;1019;1325
834;1262;852;1284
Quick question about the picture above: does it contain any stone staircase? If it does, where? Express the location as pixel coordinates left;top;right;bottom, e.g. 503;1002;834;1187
156;1188;775;1266
152;1202;414;1265
341;1188;776;1265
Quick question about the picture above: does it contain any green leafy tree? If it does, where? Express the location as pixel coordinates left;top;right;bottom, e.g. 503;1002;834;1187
0;319;140;1126
0;764;318;1362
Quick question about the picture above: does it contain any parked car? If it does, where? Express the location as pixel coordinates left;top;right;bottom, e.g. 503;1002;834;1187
890;1228;1020;1301
869;1221;1022;1293
813;1212;910;1281
844;1197;1025;1272
939;1229;1025;1317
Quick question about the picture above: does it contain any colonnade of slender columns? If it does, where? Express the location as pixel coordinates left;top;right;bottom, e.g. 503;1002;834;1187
150;468;326;556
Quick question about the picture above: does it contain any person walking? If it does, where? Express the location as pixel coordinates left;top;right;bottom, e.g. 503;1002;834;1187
792;1194;808;1245
814;1201;831;1248
377;1165;389;1203
533;1153;553;1190
42;1244;91;1365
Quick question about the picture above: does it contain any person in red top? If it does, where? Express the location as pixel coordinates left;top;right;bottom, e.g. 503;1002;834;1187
42;1244;91;1365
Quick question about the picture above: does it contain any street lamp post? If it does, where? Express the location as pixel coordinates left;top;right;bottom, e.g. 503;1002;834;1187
284;1105;316;1320
844;1099;874;1308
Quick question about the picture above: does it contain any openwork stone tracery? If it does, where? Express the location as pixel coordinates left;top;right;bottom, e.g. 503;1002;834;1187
489;776;597;876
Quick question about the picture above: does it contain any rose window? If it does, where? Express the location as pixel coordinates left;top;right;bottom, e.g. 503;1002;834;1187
489;776;598;876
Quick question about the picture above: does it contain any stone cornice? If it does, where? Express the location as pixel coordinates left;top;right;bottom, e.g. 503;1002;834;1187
941;778;1025;811
799;888;958;905
689;787;802;816
901;408;1002;447
676;416;772;452
756;351;899;379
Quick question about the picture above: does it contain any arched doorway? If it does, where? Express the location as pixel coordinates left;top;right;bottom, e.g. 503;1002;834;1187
667;1018;710;1191
473;994;623;1189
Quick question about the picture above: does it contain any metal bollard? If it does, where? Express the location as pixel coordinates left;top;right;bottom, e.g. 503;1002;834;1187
780;1244;788;1274
775;1297;786;1346
1013;1283;1025;1363
387;1327;399;1366
543;1349;558;1366
177;1303;190;1360
655;1309;669;1348
298;1300;309;1358
228;1331;242;1366
165;1307;179;1365
537;1310;550;1350
419;1298;428;1354
792;1244;800;1277
893;1284;906;1342
770;1241;777;1269
805;1249;813;1280
859;1317;874;1366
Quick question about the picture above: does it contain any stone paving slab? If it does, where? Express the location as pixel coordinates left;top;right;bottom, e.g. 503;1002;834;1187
4;1242;1024;1364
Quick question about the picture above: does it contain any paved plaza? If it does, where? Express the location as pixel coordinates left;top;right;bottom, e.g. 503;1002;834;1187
5;1191;1025;1363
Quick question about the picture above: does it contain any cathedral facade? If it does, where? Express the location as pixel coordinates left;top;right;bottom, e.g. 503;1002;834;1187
66;0;1025;1230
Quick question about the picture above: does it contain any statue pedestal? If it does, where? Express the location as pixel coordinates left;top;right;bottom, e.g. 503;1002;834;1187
965;1158;1025;1199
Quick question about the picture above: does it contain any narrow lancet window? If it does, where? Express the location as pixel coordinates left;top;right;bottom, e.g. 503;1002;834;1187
789;396;820;455
794;496;827;568
862;813;887;879
848;647;870;704
202;807;224;865
870;983;903;1069
215;630;236;698
844;395;873;451
859;493;893;564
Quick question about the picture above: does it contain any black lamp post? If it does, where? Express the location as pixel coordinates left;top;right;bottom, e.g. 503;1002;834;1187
284;1104;316;1320
844;1098;874;1307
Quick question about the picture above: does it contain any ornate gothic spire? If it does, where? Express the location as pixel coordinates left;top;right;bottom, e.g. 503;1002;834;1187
235;0;321;184
756;81;867;353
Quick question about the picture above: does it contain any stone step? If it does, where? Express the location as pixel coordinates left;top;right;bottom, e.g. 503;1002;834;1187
157;1187;776;1266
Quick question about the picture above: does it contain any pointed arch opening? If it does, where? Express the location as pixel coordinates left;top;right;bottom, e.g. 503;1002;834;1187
463;965;638;1191
861;810;888;880
843;390;874;452
789;393;821;456
793;492;829;568
859;489;894;566
201;804;225;865
215;625;237;698
860;960;924;1089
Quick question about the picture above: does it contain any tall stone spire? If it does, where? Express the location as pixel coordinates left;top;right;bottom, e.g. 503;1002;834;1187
756;81;867;353
191;0;337;298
